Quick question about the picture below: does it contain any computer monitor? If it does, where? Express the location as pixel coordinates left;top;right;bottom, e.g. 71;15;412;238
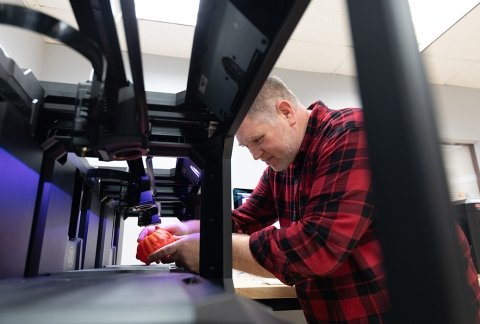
232;188;253;209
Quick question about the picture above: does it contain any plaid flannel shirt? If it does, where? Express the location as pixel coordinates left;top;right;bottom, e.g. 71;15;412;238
232;102;480;323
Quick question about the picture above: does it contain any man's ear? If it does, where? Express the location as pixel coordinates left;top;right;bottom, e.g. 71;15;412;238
276;100;296;126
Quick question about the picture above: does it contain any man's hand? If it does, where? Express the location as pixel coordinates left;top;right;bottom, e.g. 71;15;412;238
137;225;159;242
137;220;200;242
148;233;200;273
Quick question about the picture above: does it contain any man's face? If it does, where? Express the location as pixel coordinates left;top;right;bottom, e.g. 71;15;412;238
236;114;297;172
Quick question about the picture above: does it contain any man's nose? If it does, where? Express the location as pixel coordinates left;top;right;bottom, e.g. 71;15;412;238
249;146;262;160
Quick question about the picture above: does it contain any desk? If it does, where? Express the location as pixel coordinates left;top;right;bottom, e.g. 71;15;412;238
233;270;301;311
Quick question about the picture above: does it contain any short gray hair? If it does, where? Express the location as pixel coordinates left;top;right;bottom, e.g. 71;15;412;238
248;75;300;121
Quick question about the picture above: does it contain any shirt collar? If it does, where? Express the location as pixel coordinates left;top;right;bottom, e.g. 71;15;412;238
292;101;329;171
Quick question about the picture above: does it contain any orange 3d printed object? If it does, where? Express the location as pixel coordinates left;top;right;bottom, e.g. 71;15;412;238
136;228;176;265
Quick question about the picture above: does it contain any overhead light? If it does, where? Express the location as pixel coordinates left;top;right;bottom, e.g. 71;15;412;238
134;0;200;26
408;0;480;51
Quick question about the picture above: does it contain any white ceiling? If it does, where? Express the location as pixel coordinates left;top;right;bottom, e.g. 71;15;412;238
10;0;480;90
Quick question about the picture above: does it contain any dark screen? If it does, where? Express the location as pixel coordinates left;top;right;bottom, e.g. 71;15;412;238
232;188;253;209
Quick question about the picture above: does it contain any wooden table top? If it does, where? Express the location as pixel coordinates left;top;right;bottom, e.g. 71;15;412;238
233;270;297;299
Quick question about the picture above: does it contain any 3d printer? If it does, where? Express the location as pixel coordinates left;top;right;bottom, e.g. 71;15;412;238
0;0;309;322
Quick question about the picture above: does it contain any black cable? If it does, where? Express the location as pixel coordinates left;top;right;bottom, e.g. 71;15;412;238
0;4;106;83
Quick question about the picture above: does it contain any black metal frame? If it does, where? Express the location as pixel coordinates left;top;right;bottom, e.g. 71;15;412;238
190;0;311;287
347;0;476;322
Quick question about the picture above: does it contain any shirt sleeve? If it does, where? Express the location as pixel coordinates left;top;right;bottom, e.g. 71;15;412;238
456;224;480;322
249;124;377;285
232;169;278;234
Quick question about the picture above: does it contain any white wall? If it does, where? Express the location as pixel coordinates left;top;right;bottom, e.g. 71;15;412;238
272;68;362;109
432;85;480;143
129;53;190;94
0;26;45;81
40;44;92;84
38;44;191;93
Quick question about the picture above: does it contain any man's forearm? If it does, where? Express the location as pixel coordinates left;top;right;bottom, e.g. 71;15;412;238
232;233;275;278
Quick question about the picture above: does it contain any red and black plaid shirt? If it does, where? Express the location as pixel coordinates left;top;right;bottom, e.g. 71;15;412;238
232;102;480;323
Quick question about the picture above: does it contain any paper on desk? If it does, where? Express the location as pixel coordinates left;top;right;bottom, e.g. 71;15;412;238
233;269;286;286
259;277;284;285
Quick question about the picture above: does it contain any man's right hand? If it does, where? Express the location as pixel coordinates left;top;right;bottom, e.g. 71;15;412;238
148;233;200;273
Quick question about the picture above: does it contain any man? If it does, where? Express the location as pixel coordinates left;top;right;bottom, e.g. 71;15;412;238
139;76;480;323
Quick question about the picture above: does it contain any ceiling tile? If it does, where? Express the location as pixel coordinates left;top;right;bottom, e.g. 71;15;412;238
331;51;356;76
35;0;70;8
422;55;475;85
423;5;480;61
274;39;351;73
23;2;77;27
290;0;352;46
135;20;194;58
3;0;25;5
447;62;480;88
